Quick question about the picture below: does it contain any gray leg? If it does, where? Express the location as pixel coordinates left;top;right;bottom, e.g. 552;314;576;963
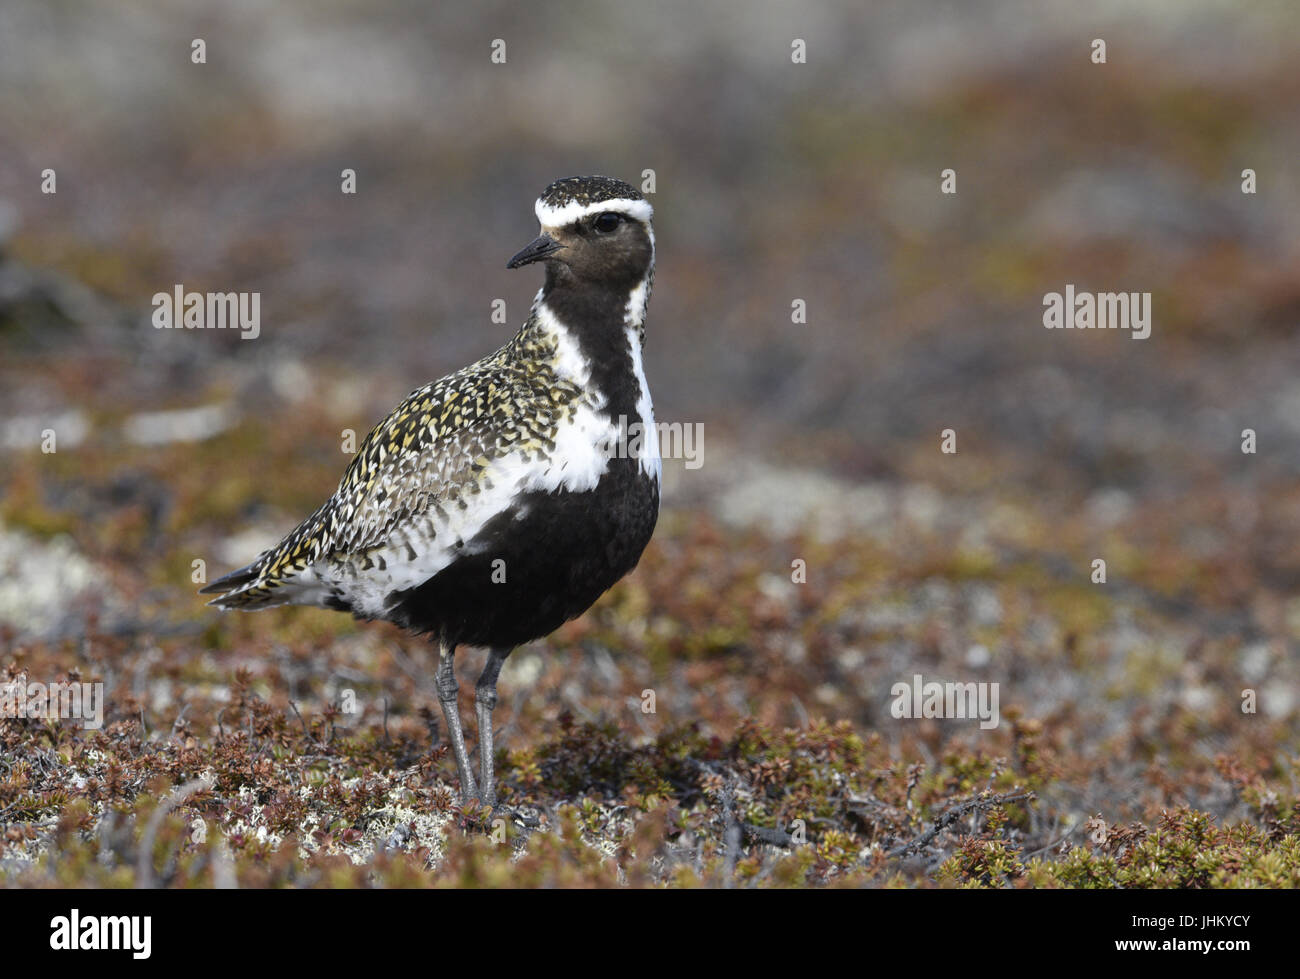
474;647;511;808
436;642;478;804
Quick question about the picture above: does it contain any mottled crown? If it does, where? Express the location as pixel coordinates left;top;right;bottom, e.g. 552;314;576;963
535;175;653;227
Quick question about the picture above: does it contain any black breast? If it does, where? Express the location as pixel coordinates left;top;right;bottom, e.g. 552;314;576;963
383;457;659;648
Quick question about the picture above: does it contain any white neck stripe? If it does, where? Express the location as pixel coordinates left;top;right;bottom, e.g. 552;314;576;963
535;197;654;227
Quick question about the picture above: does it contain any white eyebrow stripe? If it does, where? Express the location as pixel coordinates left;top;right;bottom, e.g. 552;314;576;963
534;197;654;227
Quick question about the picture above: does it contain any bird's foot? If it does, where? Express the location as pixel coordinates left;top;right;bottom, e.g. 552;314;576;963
486;800;541;829
455;794;541;837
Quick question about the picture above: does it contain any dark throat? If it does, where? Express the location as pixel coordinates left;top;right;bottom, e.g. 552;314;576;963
535;268;648;421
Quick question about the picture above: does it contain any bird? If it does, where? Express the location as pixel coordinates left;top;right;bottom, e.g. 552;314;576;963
200;175;661;808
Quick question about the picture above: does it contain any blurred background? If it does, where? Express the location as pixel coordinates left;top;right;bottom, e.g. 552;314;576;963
1;0;1298;832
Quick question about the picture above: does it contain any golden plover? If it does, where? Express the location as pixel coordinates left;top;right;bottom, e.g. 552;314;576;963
201;176;661;807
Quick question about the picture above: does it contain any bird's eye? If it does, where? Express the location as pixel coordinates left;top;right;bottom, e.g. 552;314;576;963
593;212;622;233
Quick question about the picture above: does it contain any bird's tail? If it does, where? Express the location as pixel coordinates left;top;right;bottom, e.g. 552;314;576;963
198;557;276;609
199;505;332;610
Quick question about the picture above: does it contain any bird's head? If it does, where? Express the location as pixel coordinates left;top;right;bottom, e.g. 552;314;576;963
507;176;654;291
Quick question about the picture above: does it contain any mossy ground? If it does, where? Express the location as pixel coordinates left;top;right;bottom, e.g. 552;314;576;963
2;409;1297;887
